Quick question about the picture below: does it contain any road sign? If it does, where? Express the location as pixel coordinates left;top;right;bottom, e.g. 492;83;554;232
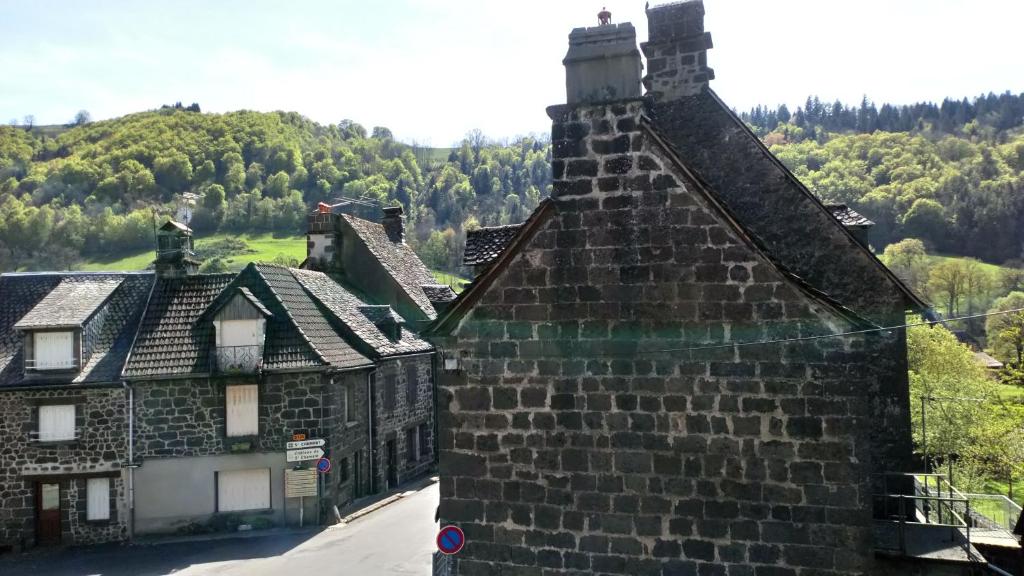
285;469;317;498
437;525;465;555
316;457;331;474
292;433;306;441
286;447;325;462
286;439;326;450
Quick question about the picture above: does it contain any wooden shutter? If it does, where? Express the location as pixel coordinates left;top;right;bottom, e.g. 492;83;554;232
384;376;396;412
226;385;258;437
87;478;110;521
217;468;270;512
39;405;76;441
418;423;429;460
33;331;74;369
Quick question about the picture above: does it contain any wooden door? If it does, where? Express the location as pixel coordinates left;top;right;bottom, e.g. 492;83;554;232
36;482;61;545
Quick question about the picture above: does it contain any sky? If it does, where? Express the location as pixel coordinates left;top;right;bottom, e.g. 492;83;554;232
1;0;1022;145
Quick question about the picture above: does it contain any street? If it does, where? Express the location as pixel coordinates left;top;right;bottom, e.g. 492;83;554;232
0;482;439;576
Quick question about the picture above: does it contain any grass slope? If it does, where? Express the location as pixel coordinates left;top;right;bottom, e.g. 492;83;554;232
78;233;307;272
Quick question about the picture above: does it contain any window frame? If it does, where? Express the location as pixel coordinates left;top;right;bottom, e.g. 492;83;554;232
86;477;111;522
215;468;272;513
38;404;76;442
384;375;396;412
405;364;418;405
225;384;259;438
418;423;430;461
29;330;77;371
405;428;417;464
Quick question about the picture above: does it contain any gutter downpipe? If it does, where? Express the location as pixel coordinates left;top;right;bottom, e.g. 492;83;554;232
367;367;377;495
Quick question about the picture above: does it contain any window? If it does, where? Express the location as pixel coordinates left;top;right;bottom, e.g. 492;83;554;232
405;365;418;405
384;376;396;412
217;468;270;512
217;319;264;347
87;478;110;521
344;385;355;424
418;423;430;460
226;385;258;437
339;457;349;483
406;428;416;463
32;331;75;370
38;405;75;441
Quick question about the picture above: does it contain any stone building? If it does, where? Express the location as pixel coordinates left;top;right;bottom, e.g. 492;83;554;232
1;210;443;549
0;272;153;551
427;3;936;575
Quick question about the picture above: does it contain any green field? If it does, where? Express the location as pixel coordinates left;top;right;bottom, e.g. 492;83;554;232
79;233;307;272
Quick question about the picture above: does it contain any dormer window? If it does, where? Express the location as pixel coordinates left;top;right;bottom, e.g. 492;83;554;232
202;287;272;373
30;331;76;370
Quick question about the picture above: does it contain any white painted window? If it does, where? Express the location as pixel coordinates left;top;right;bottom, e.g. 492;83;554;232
217;468;270;512
33;331;75;370
87;478;110;521
217;319;264;348
38;404;75;441
226;385;258;437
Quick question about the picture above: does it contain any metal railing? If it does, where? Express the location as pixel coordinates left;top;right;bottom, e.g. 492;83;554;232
215;345;264;373
25;358;78;371
964;493;1023;533
872;473;975;561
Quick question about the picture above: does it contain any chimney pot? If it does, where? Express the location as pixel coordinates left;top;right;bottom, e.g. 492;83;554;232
382;206;405;244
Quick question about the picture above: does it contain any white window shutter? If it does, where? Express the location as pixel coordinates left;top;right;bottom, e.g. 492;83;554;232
33;331;74;370
226;385;258;437
220;320;264;347
217;469;270;512
39;405;75;441
87;478;110;521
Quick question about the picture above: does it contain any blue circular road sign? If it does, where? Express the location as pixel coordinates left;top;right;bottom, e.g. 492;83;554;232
437;525;465;555
316;457;331;473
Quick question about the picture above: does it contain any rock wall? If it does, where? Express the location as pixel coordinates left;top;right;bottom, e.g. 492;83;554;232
373;354;436;491
434;101;887;575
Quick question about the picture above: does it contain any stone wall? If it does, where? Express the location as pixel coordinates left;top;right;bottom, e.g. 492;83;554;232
641;0;714;100
434;101;887;575
373;354;436;491
325;371;371;509
0;386;128;550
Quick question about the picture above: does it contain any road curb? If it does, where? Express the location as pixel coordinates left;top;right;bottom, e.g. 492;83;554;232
339;476;438;525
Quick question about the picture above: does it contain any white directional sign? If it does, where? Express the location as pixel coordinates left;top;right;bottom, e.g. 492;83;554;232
286;439;326;450
287;447;325;462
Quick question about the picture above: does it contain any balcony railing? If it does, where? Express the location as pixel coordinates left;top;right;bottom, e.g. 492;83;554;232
215;345;264;373
872;473;977;562
25;358;79;371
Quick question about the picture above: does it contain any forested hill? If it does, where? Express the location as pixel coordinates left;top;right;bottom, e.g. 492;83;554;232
0;91;1022;275
0;108;549;272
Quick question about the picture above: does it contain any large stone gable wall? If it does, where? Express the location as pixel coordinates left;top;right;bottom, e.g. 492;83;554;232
435;101;886;575
0;387;128;549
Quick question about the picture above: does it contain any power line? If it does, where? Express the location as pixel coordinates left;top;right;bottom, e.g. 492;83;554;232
644;306;1024;355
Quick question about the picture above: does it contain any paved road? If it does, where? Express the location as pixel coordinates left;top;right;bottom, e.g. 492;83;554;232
0;482;439;576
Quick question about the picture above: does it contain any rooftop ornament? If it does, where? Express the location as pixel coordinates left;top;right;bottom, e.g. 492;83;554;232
598;6;611;25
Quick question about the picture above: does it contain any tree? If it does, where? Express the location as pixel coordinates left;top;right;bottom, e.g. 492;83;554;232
928;260;968;317
153;153;193;193
900;198;946;246
72;109;91;126
999;261;1024;293
22;115;34;132
881;238;929;293
986;292;1024;365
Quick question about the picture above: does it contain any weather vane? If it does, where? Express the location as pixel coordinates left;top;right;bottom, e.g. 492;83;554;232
598;6;612;25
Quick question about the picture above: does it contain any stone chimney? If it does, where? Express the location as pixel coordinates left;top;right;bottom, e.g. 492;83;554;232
155;220;199;278
563;22;643;104
642;0;714;101
306;203;337;270
381;206;405;244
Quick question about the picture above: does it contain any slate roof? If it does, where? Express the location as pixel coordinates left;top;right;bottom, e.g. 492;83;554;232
827;204;875;228
253;264;370;370
123;273;234;378
463;224;524;267
291;268;433;358
14;278;124;329
341;215;444;318
0;272;154;387
124;265;371;378
648;90;927;320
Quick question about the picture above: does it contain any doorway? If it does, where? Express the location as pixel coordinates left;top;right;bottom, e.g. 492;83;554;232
35;482;61;546
386;439;397;489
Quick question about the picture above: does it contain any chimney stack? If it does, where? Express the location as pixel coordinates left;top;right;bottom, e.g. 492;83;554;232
642;0;714;101
563;23;643;104
382;206;405;244
155;220;199;278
